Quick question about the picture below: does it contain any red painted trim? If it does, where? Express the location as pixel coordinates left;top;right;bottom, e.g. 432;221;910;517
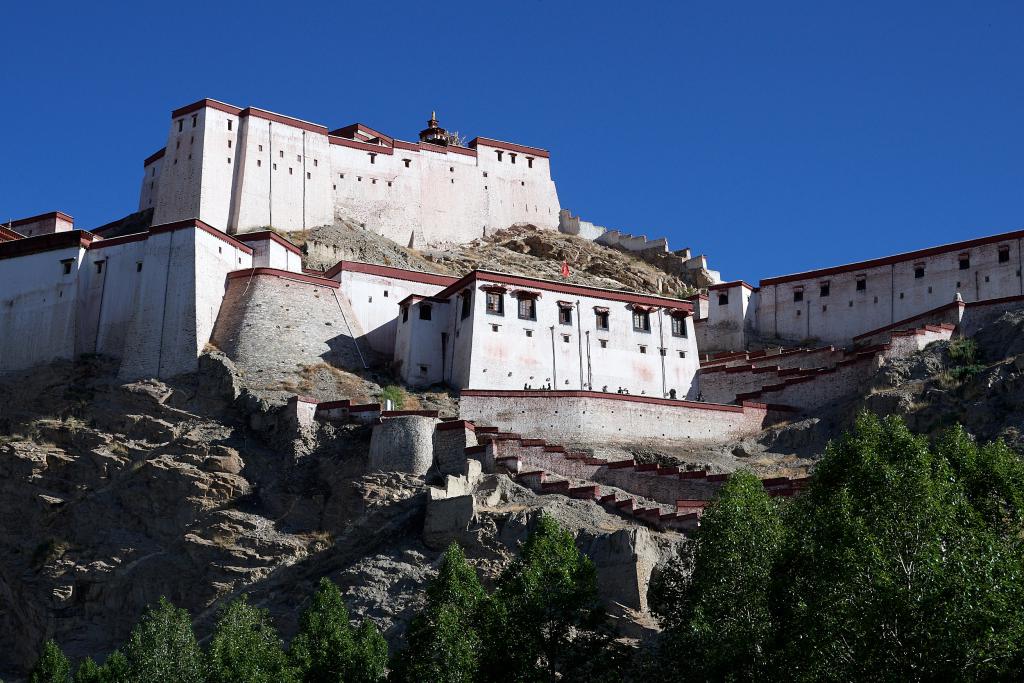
708;280;755;292
392;140;420;152
143;148;166;166
235;230;302;256
436;271;694;312
316;399;351;410
761;228;1024;286
469;136;550;159
241;107;328;134
459;389;760;413
0;225;25;241
325;259;458;286
88;231;150;249
0;229;95;260
171;98;242;118
150;219;254;255
382;410;440;418
9;211;74;228
289;394;319;405
329;123;394;146
963;293;1024;309
397;293;449;306
328;135;395;154
226;267;339;288
851;301;962;341
436;419;476;432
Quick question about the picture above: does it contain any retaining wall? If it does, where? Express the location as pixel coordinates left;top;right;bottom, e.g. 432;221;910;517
459;390;778;446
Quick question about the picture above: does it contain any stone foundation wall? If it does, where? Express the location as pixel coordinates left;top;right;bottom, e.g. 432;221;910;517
210;269;366;389
460;390;774;446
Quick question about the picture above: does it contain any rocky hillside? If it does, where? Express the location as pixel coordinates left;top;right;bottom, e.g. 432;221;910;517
299;220;713;297
0;353;681;679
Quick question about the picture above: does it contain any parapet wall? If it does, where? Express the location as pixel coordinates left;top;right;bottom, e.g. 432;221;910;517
210;268;367;389
459;389;779;446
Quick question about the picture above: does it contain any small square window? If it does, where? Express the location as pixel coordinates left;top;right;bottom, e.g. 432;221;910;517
526;330;533;337
419;305;432;321
915;265;925;278
959;255;970;270
796;309;802;316
659;348;667;356
793;290;803;302
61;260;72;275
856;277;866;291
639;345;647;354
491;324;499;332
403;159;411;168
95;261;104;274
819;283;830;297
562;334;570;343
678;350;686;358
599;339;608;348
718;293;729;306
419;365;428;375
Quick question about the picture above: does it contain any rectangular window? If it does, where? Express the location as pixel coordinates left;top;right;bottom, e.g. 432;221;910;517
136;262;143;273
95;261;104;274
461;292;472;319
61;260;72;275
257;160;262;167
632;310;651;332
227;120;232;131
191;114;197;128
793;290;803;302
259;145;263;152
960;255;970;270
402;307;409;322
718;293;729;306
595;311;609;330
297;154;302;162
419;305;432;321
599;339;608;348
527;157;534;168
307;172;311;179
177;120;183;132
819;283;830;297
999;246;1010;263
915;265;925;278
562;334;570;343
659;348;667;356
518;297;537;321
856;276;866;291
639;345;647;354
526;329;533;337
403;158;411;168
671;316;687;337
227;139;232;148
486;291;504;315
678;350;686;358
558;306;572;325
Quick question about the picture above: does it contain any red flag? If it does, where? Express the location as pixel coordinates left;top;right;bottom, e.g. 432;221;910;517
561;260;570;278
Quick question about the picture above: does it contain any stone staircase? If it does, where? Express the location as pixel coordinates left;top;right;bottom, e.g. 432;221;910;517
699;323;956;410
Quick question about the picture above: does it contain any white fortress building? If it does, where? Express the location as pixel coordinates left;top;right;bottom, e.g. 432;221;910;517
4;98;1024;445
140;99;561;247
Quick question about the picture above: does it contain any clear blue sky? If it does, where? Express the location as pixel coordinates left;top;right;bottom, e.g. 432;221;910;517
2;1;1021;283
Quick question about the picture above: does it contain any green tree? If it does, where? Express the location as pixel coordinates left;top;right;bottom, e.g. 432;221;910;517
650;469;783;681
207;595;296;683
771;413;1024;680
290;577;386;682
479;513;625;682
28;640;70;683
391;543;486;683
72;658;102;683
350;620;388;683
122;597;204;683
